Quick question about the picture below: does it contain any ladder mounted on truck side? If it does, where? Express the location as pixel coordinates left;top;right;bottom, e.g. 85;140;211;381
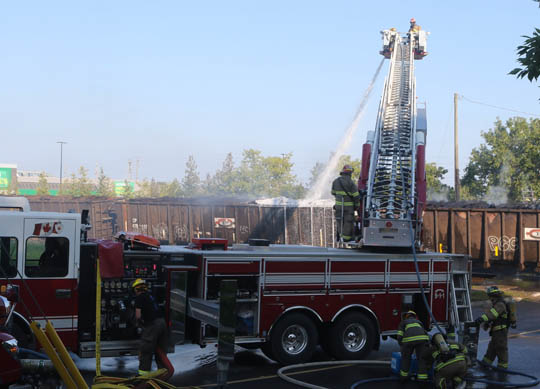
449;270;473;330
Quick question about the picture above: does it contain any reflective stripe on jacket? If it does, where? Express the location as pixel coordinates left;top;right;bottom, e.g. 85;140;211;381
397;317;429;344
433;343;468;371
479;299;508;332
331;175;360;209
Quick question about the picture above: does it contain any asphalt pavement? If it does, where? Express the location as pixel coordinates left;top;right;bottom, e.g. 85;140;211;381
78;301;540;389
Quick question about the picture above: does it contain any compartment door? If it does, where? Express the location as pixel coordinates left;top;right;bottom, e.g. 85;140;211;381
168;271;188;346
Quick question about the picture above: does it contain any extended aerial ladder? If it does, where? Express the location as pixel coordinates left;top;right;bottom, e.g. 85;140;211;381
358;25;428;248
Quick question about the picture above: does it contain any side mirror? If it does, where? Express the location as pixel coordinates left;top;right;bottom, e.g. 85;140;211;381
5;284;19;303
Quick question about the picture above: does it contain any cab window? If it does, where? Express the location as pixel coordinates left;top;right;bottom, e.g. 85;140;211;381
0;237;18;278
25;237;69;278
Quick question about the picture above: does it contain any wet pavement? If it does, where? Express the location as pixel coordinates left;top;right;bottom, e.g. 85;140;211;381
77;300;540;389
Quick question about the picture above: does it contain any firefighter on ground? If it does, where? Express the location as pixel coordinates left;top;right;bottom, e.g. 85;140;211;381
396;310;429;384
331;165;360;242
474;285;513;369
422;333;468;389
132;278;168;376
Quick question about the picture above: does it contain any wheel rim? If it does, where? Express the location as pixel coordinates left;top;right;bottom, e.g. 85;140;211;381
281;324;308;355
342;323;367;352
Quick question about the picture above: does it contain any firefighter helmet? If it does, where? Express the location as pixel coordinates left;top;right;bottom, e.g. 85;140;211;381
341;164;354;174
410;18;416;24
132;278;147;291
404;310;417;318
486;286;502;297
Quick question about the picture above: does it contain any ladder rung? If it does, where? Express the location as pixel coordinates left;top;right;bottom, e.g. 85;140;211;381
457;305;470;309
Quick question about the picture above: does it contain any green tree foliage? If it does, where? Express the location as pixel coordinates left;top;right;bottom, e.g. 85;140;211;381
136;178;183;198
182;155;202;196
201;150;306;198
461;117;540;202
208;153;238;195
122;179;134;198
425;163;453;200
337;155;362;183
234;149;305;198
164;178;183;197
96;168;115;197
509;2;539;97
510;28;540;83
65;167;93;197
36;172;49;196
308;155;362;189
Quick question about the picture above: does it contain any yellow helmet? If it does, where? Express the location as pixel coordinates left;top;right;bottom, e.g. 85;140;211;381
404;310;417;318
132;278;147;290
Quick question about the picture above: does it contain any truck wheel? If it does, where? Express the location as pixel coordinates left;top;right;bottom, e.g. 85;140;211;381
270;313;318;365
260;341;276;361
329;312;375;360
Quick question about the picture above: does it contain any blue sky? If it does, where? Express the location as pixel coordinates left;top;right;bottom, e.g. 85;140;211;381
1;1;539;185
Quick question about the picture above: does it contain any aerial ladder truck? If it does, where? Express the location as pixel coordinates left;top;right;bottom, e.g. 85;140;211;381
358;25;428;249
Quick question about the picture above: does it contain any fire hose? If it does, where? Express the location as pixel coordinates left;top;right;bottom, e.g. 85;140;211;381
276;214;540;388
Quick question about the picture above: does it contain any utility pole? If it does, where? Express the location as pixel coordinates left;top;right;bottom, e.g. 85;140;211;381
454;93;460;201
57;141;67;194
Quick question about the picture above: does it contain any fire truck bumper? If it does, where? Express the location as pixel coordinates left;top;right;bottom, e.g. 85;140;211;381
79;340;140;358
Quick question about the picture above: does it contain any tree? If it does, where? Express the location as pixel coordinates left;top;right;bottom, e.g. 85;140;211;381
308;162;325;188
308;154;362;191
425;163;453;201
509;2;539;97
461;117;540;202
96;168;115;197
36;172;49;196
162;178;183;197
122;180;134;198
65;167;93;197
182;155;202;196
210;153;238;195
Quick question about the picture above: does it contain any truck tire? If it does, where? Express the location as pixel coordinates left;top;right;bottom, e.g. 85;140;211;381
260;341;276;361
270;313;318;365
328;312;375;360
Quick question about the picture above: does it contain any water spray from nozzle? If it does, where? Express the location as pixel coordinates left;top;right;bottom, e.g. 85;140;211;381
304;58;385;202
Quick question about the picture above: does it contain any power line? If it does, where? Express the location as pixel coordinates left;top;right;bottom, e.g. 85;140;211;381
459;95;540;118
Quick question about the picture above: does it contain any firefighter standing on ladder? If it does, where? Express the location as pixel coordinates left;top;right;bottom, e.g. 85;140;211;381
331;165;360;242
132;278;168;376
474;285;513;369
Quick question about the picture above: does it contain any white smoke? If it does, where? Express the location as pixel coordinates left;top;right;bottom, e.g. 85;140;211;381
483;161;510;205
304;59;385;202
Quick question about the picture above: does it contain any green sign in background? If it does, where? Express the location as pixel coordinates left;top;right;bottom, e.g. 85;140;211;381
0;168;12;189
114;181;135;196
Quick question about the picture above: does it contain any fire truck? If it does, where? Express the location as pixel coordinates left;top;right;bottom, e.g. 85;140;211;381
0;196;471;365
0;23;472;366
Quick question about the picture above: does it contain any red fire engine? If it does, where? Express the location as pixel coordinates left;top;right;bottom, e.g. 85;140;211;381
0;197;470;365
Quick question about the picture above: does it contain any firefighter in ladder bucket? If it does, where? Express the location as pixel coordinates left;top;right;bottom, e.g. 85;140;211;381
331;164;360;242
132;278;168;376
396;310;429;384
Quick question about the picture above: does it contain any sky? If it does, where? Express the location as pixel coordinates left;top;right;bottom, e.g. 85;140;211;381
1;1;539;186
